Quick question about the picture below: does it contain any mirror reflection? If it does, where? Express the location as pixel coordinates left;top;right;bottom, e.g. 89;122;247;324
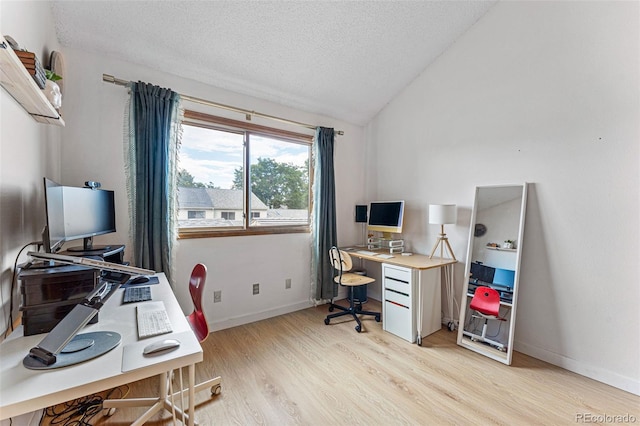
457;184;528;365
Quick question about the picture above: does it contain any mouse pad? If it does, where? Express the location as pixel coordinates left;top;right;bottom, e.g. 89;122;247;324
121;330;193;372
121;276;160;288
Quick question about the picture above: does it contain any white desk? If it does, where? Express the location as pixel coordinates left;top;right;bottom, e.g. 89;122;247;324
345;249;456;345
0;273;202;425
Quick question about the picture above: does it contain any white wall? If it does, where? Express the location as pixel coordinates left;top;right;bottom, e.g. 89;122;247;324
0;2;61;424
57;47;366;328
0;1;62;336
365;1;639;394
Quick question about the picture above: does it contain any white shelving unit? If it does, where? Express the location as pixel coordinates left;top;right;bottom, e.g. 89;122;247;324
0;36;64;126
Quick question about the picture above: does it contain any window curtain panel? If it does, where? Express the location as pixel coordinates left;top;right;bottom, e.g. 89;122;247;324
311;127;338;301
124;81;181;282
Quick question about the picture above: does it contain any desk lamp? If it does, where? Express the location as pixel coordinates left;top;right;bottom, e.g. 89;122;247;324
428;204;457;260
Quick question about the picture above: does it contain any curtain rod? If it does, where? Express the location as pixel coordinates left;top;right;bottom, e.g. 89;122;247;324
102;74;344;136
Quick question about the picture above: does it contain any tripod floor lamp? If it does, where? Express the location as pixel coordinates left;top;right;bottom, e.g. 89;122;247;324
429;204;457;261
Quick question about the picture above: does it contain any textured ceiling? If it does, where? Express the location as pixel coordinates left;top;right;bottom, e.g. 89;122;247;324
51;1;496;126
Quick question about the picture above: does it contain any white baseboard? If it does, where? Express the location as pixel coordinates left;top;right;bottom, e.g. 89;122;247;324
515;340;640;396
210;300;313;332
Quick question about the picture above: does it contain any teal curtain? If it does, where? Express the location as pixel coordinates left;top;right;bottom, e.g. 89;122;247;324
312;127;338;300
124;81;181;281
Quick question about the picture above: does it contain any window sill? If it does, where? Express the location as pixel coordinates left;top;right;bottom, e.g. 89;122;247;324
178;226;310;239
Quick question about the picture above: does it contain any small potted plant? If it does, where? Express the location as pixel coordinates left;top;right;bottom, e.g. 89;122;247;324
44;70;62;109
503;240;515;249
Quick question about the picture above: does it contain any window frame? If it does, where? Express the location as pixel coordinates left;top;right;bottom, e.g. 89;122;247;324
178;110;314;239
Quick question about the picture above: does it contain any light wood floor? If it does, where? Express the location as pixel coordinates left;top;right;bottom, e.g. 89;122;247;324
78;300;638;425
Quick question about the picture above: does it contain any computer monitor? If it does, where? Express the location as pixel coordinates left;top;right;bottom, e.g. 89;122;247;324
42;178;116;253
367;201;404;238
470;262;495;284
493;268;516;288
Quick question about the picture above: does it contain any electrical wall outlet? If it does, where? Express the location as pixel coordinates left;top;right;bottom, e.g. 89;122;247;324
252;283;259;295
213;290;222;303
285;278;292;289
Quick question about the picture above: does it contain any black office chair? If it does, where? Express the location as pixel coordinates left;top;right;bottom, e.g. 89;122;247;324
324;246;381;332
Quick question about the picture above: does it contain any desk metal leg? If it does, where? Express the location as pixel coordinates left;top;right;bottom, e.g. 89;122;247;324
103;367;198;425
416;270;423;346
188;364;195;426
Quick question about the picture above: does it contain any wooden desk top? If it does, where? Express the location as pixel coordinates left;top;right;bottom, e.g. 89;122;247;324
342;248;456;270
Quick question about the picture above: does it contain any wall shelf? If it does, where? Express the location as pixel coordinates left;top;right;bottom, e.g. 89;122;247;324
486;246;516;252
0;36;65;126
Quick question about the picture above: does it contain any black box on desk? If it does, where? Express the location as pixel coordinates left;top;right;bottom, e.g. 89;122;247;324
21;299;98;336
19;265;99;336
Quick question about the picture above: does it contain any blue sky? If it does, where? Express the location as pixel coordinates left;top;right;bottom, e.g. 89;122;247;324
180;124;309;189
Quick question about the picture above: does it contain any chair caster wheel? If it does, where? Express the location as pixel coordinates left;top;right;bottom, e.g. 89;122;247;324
211;384;222;395
328;305;334;312
105;407;117;417
324;318;330;325
355;325;362;333
375;314;381;322
448;321;455;331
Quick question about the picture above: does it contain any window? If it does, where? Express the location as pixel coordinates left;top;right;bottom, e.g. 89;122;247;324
220;211;235;220
178;111;313;238
187;210;205;219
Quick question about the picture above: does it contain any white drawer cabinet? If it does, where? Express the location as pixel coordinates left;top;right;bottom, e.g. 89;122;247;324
382;263;441;343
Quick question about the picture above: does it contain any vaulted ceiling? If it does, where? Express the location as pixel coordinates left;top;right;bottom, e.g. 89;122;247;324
52;1;496;126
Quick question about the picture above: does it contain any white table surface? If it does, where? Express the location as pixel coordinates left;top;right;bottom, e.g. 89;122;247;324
0;273;202;420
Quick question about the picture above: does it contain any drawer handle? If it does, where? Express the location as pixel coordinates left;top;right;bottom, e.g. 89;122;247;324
385;300;409;309
386;288;408;297
385;276;409;284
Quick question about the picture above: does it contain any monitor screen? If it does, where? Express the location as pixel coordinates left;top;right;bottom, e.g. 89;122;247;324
43;178;66;253
43;178;116;252
470;262;495;284
493;268;515;288
62;186;116;242
367;201;404;236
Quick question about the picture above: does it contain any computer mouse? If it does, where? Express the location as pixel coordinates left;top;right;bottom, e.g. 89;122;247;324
130;275;150;285
143;339;180;355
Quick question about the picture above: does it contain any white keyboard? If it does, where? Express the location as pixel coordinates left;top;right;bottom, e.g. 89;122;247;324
356;250;377;256
137;301;173;339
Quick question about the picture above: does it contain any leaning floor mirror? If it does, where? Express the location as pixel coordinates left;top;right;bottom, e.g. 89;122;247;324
457;183;528;365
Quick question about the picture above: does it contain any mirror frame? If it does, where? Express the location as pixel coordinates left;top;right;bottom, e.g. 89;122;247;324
456;183;528;365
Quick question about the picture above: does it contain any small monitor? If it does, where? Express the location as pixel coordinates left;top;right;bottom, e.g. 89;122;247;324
493;268;515;288
367;201;404;238
470;262;495;284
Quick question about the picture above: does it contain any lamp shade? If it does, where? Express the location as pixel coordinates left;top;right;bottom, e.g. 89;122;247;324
429;204;457;225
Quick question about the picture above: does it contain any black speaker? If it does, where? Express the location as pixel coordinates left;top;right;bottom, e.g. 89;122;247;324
355;205;367;223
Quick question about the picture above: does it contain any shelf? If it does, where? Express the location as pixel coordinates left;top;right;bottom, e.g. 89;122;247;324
486;246;516;252
0;36;64;126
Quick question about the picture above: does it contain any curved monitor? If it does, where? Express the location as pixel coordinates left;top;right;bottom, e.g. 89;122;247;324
43;178;116;253
367;201;404;237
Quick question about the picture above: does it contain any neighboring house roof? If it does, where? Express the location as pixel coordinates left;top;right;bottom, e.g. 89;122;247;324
267;209;309;218
177;187;268;210
177;187;214;209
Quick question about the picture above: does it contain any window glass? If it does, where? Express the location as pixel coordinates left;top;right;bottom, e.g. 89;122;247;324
247;134;309;227
178;115;311;237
